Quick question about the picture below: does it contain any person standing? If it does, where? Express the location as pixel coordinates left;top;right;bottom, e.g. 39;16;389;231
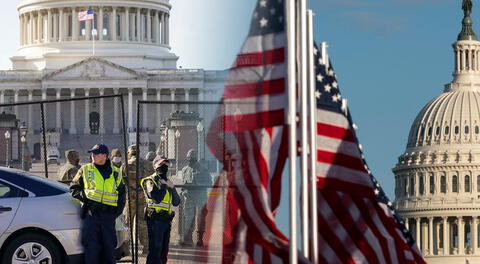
179;149;211;246
126;145;150;254
57;149;81;183
111;148;123;168
141;156;180;264
70;144;126;264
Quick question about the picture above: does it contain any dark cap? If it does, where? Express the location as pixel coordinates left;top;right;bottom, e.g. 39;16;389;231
88;144;109;154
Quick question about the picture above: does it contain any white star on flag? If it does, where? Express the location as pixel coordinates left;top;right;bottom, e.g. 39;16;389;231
324;84;332;92
332;81;338;89
332;94;341;102
260;0;267;7
315;91;321;98
313;47;318;55
260;17;268;27
328;69;334;76
317;74;323;82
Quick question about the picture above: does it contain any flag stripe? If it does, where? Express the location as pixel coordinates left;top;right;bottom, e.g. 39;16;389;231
317;149;368;173
316;134;362;158
226;63;286;86
317;122;356;142
224;79;285;99
233;48;285;69
241;32;286;53
223;109;285;131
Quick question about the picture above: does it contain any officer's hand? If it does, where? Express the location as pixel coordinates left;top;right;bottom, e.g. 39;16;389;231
165;180;174;189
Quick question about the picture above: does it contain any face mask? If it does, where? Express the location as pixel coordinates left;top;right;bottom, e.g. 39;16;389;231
156;164;169;176
112;157;122;164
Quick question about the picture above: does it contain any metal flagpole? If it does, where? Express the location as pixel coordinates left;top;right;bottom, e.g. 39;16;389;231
92;10;95;56
299;0;309;259
307;9;319;263
286;0;298;263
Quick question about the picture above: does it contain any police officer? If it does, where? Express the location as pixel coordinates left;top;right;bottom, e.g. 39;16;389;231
141;156;180;264
70;144;126;264
179;149;211;247
126;145;149;254
57;149;81;182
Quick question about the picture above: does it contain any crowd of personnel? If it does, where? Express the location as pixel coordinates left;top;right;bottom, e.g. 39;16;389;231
58;144;211;264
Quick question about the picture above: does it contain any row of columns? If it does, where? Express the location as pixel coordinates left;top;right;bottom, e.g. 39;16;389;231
455;45;480;72
0;88;208;135
405;216;479;256
20;7;169;45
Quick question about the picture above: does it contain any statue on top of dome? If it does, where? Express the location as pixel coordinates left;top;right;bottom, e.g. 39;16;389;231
463;0;473;17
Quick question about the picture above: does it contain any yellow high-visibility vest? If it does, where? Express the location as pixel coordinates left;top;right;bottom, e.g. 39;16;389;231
141;175;173;214
82;163;122;207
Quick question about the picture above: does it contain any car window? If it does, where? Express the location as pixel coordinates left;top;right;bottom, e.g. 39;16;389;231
0;181;27;198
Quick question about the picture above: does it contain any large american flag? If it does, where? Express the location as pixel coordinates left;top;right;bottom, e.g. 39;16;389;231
205;0;299;263
314;44;426;263
78;9;94;21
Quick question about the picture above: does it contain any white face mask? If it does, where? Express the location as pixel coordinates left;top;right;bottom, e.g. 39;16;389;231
112;157;122;164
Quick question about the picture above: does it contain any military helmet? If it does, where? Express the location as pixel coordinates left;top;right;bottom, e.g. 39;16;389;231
127;145;137;155
186;149;197;159
145;151;156;161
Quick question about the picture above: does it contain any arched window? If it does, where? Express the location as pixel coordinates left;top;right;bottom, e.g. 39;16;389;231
455;126;460;134
404;178;408;196
453;175;458;193
409;176;415;196
430;174;435;194
465;175;471;192
466;126;470;134
477;176;480;192
419;174;424;195
436;127;440;135
445;126;450;135
441;175;446;193
103;12;110;39
420;127;425;137
476;126;479;134
428;127;432;136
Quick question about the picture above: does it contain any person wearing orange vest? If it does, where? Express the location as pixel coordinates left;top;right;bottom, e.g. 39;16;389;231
141;156;180;264
70;144;126;264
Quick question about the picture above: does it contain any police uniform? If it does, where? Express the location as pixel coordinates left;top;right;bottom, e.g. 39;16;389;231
57;149;81;182
70;144;126;264
179;149;211;246
125;145;150;253
141;156;180;264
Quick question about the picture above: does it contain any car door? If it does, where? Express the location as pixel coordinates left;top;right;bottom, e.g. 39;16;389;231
0;180;24;237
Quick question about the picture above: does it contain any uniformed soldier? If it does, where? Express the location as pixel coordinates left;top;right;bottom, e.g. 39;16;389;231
126;145;150;254
57;149;81;183
70;144;126;264
141;156;180;264
179;149;211;247
111;148;123;168
145;151;156;176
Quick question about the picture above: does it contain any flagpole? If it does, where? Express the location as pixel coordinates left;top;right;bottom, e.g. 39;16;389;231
92;10;95;56
299;0;309;259
307;9;319;264
286;0;298;263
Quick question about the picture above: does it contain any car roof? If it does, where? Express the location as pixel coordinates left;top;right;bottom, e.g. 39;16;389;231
0;167;69;197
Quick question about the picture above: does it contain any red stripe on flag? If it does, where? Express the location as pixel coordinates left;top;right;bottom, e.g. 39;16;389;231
224;110;285;132
317;122;355;142
317;178;374;196
224;79;285;99
233;48;285;69
317;150;368;173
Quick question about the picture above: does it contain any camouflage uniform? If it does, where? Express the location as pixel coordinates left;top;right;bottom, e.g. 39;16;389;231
57;150;81;183
125;145;150;254
179;149;211;246
144;151;156;176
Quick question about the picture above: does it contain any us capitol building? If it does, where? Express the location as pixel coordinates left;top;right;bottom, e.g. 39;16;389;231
0;0;225;162
393;2;480;263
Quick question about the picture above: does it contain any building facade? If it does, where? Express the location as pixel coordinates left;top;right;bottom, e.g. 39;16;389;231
393;5;480;264
0;0;226;163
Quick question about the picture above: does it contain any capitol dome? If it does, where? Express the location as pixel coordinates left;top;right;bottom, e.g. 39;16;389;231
12;0;177;70
393;4;480;263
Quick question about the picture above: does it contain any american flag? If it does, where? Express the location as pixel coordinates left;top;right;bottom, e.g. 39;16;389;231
314;44;426;263
205;0;300;262
78;9;94;21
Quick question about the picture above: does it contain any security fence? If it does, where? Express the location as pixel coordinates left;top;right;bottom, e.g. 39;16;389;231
134;101;230;264
0;94;134;263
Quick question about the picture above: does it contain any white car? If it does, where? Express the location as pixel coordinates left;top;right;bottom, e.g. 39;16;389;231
0;167;130;264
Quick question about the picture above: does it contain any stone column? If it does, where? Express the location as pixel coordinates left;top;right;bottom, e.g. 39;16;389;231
142;88;148;130
111;7;117;41
128;88;133;130
130;10;135;41
473;217;478;254
98;7;104;41
84;89;90;134
429;217;434;255
185;88;190;112
37;11;42;43
42;89;46;100
113;88;120;134
443;217;449;255
161;12;165;44
156;88;161;132
124;7;129;41
99;88;105;134
46;9;52;42
28;90;33;127
199;89;205;117
166;14;169;45
154;10;159;43
53;11;58;41
415;218;421;251
59;8;64;41
19;15;23;45
28;13;33;44
13;90;19;117
136;8;141;41
147;9;152;42
170;88;175;112
56;89;61;131
462;49;467;71
0;90;4;104
422;222;428;255
70;89;76;134
459;217;465;255
72;8;79;41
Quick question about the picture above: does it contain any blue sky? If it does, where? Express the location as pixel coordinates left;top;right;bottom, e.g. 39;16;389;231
0;0;469;237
